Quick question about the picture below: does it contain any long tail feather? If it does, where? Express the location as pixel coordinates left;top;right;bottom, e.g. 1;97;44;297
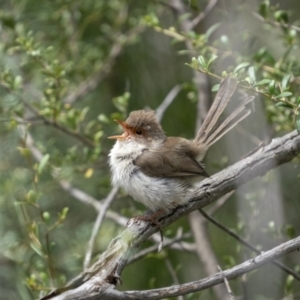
194;77;238;145
205;96;254;147
194;76;254;150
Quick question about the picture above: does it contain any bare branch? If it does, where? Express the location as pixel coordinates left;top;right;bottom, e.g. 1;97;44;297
189;0;219;30
253;12;300;33
84;186;119;270
217;265;235;300
156;85;182;122
64;25;144;104
188;211;228;299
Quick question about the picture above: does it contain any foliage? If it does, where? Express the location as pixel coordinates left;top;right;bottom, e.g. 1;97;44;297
0;0;300;299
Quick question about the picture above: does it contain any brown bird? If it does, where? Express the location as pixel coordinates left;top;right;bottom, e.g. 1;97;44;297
109;77;253;212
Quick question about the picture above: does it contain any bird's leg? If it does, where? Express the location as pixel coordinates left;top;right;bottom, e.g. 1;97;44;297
133;208;166;227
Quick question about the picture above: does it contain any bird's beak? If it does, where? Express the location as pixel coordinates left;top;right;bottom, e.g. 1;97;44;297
108;120;131;140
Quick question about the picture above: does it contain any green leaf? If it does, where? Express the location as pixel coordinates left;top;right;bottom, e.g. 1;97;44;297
296;114;300;134
212;84;220;92
275;102;293;109
281;74;291;90
38;154;50;174
253;79;271;87
207;54;218;69
274;92;292;98
206;23;221;38
197;55;206;68
233;62;250;75
259;0;270;18
248;66;256;84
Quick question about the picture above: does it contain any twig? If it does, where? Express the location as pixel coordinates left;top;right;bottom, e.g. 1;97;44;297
188;211;228;299
206;191;234;216
64;26;144;104
198;208;300;281
128;229;193;264
156;84;182;122
253;12;300;33
217;265;235;300
22;100;95;147
83;186;119;270
188;0;219;30
165;258;183;300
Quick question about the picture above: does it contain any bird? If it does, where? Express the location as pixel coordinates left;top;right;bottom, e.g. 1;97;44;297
108;77;254;216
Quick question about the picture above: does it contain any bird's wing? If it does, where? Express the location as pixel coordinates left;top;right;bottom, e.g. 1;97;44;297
134;137;209;178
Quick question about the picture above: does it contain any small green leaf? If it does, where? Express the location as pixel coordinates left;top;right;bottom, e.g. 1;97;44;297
206;23;221;38
274;10;288;24
197;55;206;68
248;66;256;84
233;62;250;75
38;154;50;174
259;0;270;18
296;114;300;134
275;101;293;109
207;54;218;69
274;92;292;98
281;74;291;90
253;79;271;87
268;80;276;93
212;84;220;92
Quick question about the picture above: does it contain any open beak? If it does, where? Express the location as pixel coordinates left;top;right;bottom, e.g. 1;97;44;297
108;120;131;140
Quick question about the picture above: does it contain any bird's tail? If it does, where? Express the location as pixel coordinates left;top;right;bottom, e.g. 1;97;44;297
194;77;254;151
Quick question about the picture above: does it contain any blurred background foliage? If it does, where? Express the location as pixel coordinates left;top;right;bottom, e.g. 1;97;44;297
0;0;300;299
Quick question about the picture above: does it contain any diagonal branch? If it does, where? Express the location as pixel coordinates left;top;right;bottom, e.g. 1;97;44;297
41;130;300;299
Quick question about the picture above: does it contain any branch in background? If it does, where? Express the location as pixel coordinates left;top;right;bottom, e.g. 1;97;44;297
164;258;184;300
253;12;300;33
156;84;182;122
83;186;119;270
41;130;300;299
64;25;144;104
188;0;219;30
128;229;193;265
188;211;228;299
217;265;235;300
21;100;95;148
198;208;300;281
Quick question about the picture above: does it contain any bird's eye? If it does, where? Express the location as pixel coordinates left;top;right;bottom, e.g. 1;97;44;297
135;129;142;135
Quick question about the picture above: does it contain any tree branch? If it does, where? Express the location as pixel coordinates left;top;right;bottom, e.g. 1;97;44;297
41;130;300;299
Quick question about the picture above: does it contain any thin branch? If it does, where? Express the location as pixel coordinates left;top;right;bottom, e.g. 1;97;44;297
188;0;219;30
188;211;227;299
253;12;300;33
206;191;234;216
217;265;235;300
22;100;95;147
198;209;300;281
64;25;144;104
164;258;183;300
155;84;182;122
128;230;193;265
83;186;119;270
